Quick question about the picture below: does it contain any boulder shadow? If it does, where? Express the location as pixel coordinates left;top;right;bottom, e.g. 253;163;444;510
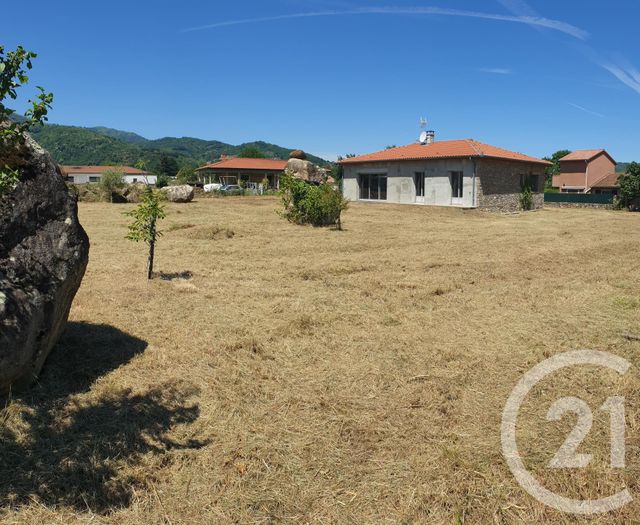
0;322;207;514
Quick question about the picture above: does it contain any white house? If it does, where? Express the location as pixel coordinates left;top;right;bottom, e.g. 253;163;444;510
62;165;157;185
339;135;551;212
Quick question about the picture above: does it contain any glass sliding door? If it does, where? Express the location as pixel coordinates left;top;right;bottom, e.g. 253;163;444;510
358;174;387;201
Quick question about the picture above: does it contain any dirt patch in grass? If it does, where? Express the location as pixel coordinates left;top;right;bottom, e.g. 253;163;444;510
187;225;235;240
2;198;640;524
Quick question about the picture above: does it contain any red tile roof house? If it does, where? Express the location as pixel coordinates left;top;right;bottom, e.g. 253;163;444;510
339;135;551;212
196;157;288;189
551;149;618;194
62;165;156;185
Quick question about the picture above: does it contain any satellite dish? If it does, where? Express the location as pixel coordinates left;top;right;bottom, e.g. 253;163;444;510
419;131;428;144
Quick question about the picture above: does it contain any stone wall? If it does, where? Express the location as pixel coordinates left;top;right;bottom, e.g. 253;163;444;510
477;159;545;212
544;201;614;210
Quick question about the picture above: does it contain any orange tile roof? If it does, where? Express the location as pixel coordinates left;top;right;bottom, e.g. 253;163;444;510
559;149;606;162
197;158;288;171
590;172;620;188
62;165;149;174
339;139;551;165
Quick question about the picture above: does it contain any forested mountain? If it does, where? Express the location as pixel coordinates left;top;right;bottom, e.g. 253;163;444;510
28;123;328;172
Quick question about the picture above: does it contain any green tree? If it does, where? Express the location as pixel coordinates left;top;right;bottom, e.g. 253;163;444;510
543;150;571;190
617;162;640;210
176;164;198;185
100;169;125;202
239;146;265;158
0;45;53;194
125;188;166;279
157;154;179;178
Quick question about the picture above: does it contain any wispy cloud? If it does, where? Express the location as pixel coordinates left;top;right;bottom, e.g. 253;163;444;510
600;62;640;95
497;0;640;97
181;6;588;40
568;103;606;118
478;67;513;75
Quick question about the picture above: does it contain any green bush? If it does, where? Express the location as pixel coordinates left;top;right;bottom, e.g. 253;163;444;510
280;171;348;229
100;169;125;202
156;174;170;188
519;178;533;211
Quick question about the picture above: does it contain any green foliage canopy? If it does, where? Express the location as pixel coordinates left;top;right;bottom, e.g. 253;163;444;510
617;162;640;210
1;45;52;195
0;45;53;152
239;145;266;158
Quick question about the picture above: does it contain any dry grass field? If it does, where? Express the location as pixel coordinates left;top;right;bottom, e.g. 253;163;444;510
2;196;640;524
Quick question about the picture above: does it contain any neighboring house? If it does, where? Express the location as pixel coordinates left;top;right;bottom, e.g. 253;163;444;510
551;149;617;193
196;157;288;188
62;165;157;185
339;137;551;212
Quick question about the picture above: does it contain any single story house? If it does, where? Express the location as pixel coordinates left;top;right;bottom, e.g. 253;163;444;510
339;137;551;212
196;157;288;188
62;165;157;185
551;149;617;193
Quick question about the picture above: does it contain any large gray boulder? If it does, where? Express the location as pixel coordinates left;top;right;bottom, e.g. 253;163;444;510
162;185;194;203
0;134;89;393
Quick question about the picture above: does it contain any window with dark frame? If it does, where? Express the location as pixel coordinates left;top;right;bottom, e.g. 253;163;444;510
359;173;387;200
414;172;425;197
450;171;463;199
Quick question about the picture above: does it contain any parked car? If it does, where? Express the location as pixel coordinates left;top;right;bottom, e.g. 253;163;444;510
219;184;243;195
204;183;223;192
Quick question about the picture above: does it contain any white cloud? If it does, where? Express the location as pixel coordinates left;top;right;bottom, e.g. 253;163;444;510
568;103;606;118
600;62;640;95
478;68;513;75
181;6;588;40
496;0;640;97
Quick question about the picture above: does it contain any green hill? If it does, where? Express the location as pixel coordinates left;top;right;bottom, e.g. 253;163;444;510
28;123;328;171
616;162;632;173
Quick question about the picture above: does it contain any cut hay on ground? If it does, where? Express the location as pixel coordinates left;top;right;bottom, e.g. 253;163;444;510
1;197;639;524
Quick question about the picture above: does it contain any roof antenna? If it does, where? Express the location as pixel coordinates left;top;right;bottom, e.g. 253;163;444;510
419;116;428;144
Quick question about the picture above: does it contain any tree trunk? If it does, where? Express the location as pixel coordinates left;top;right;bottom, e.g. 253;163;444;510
147;219;156;280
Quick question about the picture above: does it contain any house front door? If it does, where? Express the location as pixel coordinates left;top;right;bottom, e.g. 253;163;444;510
450;171;464;206
414;172;425;204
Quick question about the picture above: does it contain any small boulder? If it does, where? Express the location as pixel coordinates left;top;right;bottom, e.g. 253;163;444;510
161;185;194;203
289;149;307;160
0;133;90;393
122;182;148;203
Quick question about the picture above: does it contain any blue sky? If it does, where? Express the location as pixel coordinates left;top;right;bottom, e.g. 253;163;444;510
4;0;639;161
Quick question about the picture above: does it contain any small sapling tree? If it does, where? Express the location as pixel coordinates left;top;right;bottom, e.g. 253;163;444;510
125;188;166;279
